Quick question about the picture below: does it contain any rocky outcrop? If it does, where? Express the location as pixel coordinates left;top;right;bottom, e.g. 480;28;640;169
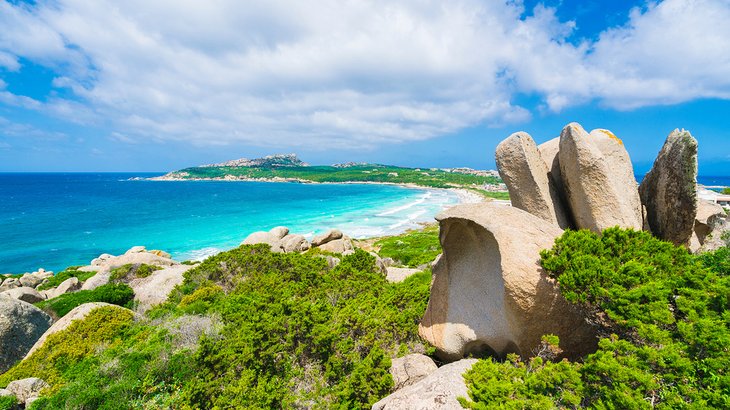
558;123;642;232
496;132;571;229
0;278;19;293
695;200;727;246
0;287;44;304
24;303;133;359
82;247;180;291
5;378;48;407
372;359;477;410
0;298;53;373
311;229;343;246
389;354;438;391
639;129;699;246
419;203;595;362
128;265;193;312
40;277;81;300
317;236;354;254
385;267;421;283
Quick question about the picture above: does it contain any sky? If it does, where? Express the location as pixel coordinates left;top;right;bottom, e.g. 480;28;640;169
1;0;729;174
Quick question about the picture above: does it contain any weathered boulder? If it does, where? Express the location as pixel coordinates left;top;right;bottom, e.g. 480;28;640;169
5;377;49;405
269;226;290;240
241;230;284;252
280;234;311;253
24;303;133;359
558;123;642;232
311;229;343;246
317;236;354;254
419;203;595;362
91;253;114;267
41;277;81;300
125;246;147;254
82;250;179;291
639;129;698;246
372;359;477;410
695;200;727;245
129;265;192;312
148;249;172;259
0;278;19;293
386;267;420;283
18;270;52;289
496;132;571;229
0;287;44;304
0;298;53;373
389;354;438;391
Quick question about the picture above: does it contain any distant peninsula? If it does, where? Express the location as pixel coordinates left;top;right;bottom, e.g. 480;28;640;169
151;154;510;199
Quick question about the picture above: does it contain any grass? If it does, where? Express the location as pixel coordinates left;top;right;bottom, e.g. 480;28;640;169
109;263;162;281
374;225;441;268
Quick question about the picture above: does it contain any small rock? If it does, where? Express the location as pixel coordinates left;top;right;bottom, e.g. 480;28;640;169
241;231;283;252
18;274;44;289
318;236;354;254
41;277;80;300
0;287;44;304
91;253;114;266
148;250;172;259
311;229;344;246
6;377;49;404
390;354;438;391
386;267;420;283
0;278;19;293
269;226;290;240
372;359;477;410
125;246;147;254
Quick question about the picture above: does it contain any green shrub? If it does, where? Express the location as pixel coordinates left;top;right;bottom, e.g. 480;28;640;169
36;267;96;291
0;396;18;410
35;283;135;318
462;228;730;408
109;263;161;281
375;225;441;267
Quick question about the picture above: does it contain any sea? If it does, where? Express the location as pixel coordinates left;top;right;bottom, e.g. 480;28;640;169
0;173;460;274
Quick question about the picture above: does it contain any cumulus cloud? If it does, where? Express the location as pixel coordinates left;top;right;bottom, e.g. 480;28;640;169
0;0;728;148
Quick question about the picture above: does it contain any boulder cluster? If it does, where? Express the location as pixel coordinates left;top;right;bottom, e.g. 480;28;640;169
242;226;355;254
379;123;727;409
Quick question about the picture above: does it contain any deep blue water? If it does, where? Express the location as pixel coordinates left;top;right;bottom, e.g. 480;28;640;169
0;173;457;274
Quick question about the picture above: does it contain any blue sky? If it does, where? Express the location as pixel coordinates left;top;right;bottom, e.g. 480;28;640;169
1;0;729;174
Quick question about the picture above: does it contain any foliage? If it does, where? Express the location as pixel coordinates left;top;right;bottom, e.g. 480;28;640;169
375;225;441;267
0;306;135;389
722;187;730;195
109;263;162;281
173;164;501;189
24;245;432;408
35;283;135;318
463;228;730;408
0;396;17;410
36;267;96;291
480;190;510;200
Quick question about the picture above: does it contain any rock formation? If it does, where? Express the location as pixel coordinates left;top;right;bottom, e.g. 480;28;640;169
496;132;571;229
280;234;311;253
558;123;643;232
639;129;699;247
372;359;477;410
0;298;53;373
311;229;343;246
385;267;421;283
419;203;595;362
40;277;81;300
317;236;354;253
0;287;44;304
389;354;438;391
4;377;49;408
128;264;192;312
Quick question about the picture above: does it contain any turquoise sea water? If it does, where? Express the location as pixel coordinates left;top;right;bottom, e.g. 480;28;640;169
0;173;458;274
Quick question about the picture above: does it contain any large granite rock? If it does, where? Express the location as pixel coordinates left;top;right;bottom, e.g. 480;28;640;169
0;278;19;293
496;132;571;229
372;359;477;410
0;298;53;373
639;129;699;247
129;264;193;312
558;123;643;232
5;377;48;406
240;227;291;253
0;287;44;304
311;229;343;246
317;236;354;254
419;203;595;362
24;303;133;359
389;354;438;391
280;234;311;253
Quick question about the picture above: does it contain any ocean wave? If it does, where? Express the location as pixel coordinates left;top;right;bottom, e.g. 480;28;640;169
376;191;432;216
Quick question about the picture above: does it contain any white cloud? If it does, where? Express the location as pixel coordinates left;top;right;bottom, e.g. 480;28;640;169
0;0;728;148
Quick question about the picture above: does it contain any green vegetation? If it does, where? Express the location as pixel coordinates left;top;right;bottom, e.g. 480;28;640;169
721;187;730;195
35;283;135;318
480;190;510;200
9;245;432;409
171;163;501;190
36;267;96;291
109;263;162;281
0;396;18;410
375;225;441;267
462;228;730;408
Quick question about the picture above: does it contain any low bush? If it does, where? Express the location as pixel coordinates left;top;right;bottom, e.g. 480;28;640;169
35;283;135;318
462;228;730;408
109;263;161;281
